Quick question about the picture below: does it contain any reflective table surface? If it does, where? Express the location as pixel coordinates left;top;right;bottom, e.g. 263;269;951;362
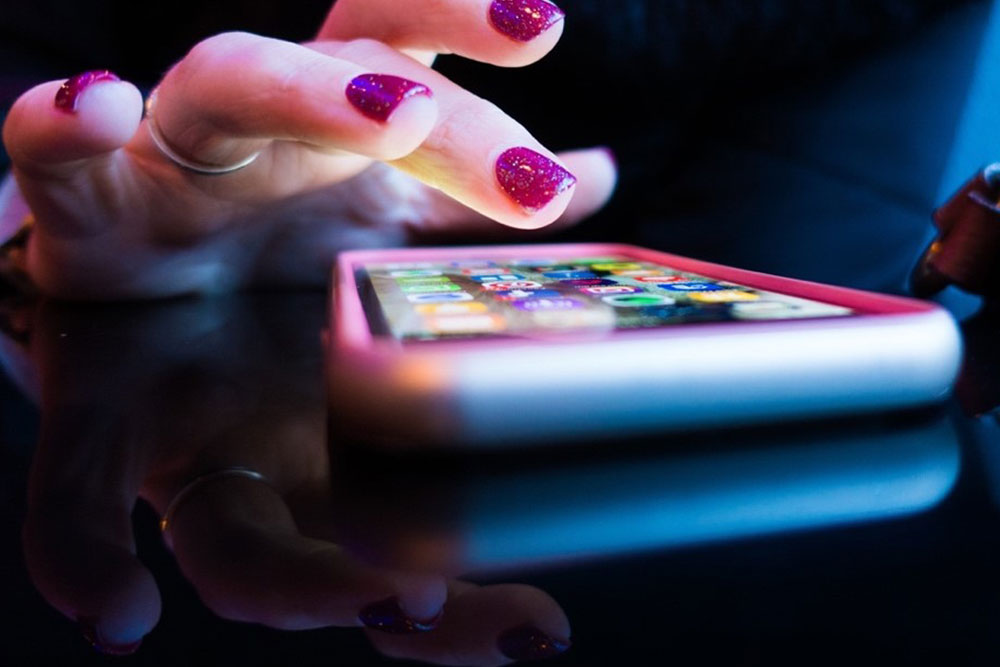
3;293;1000;665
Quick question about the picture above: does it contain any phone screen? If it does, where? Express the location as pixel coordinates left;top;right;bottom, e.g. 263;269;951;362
356;254;854;341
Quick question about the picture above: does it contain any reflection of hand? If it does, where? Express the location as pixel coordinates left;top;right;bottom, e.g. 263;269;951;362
19;296;570;664
1;0;615;299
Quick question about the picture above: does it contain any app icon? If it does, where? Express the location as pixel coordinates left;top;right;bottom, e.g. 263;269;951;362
492;289;561;301
480;281;543;291
688;290;760;303
602;294;675;307
612;269;665;277
635;275;684;283
415;302;489;315
462;267;506;275
470;273;524;283
407;292;474;303
400;282;461;294
542;270;598;280
389;269;442;278
559;278;617;286
395;275;451;285
659;282;724;292
427;314;506;334
590;262;642;271
581;285;643;295
513;297;584;311
532;265;585;273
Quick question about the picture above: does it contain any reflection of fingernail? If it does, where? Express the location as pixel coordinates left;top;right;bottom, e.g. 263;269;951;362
498;623;571;661
54;70;120;113
489;0;566;42
78;617;142;656
346;74;432;123
496;147;577;213
358;597;442;634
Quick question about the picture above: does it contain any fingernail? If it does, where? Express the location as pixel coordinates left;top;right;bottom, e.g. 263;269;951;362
496;147;577;213
358;597;442;634
54;70;121;113
497;623;571;661
489;0;566;42
78;616;142;656
346;74;433;122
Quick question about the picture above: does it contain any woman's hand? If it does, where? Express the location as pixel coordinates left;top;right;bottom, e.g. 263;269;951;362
20;294;571;664
1;0;616;299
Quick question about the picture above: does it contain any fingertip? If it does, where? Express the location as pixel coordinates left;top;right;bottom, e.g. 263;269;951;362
485;0;566;67
492;145;577;229
4;75;142;171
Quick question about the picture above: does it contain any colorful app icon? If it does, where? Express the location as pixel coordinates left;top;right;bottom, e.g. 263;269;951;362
400;282;461;294
508;258;559;267
462;267;505;275
389;269;443;278
659;282;724;292
532;265;585;273
470;274;524;283
542;270;597;280
688;290;760;303
581;285;643;295
512;298;584;312
415;302;489;315
635;275;685;283
612;269;666;277
427;314;505;334
406;292;474;303
602;294;675;307
590;262;642;271
480;281;543;291
492;289;561;301
395;275;452;285
559;278;617;286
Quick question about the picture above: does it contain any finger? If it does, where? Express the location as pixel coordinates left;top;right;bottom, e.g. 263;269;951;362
368;582;571;666
314;39;580;229
146;31;438;171
321;0;566;67
166;474;447;631
412;146;618;238
2;72;143;180
23;388;160;654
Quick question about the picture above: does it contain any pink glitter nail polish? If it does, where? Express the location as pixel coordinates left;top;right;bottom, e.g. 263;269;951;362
489;0;565;42
345;74;432;122
54;70;120;113
495;147;577;213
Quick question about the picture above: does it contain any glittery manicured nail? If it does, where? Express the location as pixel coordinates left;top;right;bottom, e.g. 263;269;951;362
358;597;442;634
54;70;120;113
496;147;577;213
497;624;571;661
489;0;565;42
345;74;432;122
78;617;142;656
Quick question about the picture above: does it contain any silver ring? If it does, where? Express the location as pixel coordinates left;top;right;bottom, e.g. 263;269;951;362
159;466;270;534
144;90;262;175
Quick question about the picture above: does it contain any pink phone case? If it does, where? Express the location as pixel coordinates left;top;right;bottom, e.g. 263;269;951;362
329;243;962;448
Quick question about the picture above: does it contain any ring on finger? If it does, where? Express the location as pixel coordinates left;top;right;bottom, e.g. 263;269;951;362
144;90;262;175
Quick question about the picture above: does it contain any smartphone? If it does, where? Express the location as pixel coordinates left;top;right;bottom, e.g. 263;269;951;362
328;243;962;447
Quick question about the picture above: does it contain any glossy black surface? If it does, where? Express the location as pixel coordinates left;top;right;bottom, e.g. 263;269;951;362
2;293;1000;665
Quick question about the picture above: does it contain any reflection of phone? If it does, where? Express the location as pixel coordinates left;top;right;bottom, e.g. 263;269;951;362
328;243;962;447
